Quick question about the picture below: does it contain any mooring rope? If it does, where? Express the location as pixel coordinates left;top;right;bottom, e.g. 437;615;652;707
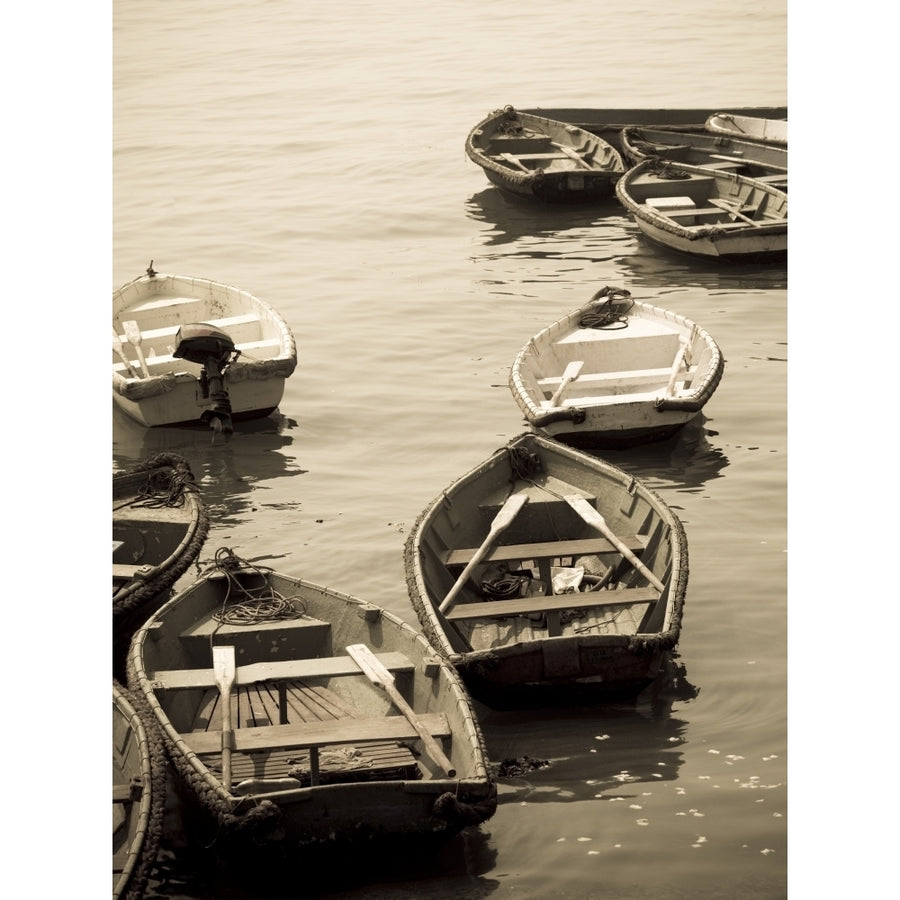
203;547;308;627
579;286;634;330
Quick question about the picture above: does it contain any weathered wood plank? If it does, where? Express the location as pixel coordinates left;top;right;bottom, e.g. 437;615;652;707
184;713;451;755
444;535;645;567
445;587;659;621
152;651;414;690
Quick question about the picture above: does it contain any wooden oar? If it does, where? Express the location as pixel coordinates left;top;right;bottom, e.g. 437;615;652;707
549;360;584;407
346;644;456;778
665;343;688;397
112;330;137;377
709;197;762;227
499;152;530;173
439;492;528;614
212;645;236;791
123;320;150;377
563;494;665;592
551;143;593;170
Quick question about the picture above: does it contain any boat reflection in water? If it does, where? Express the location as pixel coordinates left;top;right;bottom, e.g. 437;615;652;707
112;406;307;530
483;654;698;807
592;413;730;494
465;187;625;249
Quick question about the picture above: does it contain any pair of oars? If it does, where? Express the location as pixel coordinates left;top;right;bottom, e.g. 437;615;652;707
210;642;459;790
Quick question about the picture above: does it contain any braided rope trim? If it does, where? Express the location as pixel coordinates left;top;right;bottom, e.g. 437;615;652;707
113;679;167;900
113;453;210;623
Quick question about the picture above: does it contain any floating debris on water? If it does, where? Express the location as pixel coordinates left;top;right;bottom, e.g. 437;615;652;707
495;755;550;777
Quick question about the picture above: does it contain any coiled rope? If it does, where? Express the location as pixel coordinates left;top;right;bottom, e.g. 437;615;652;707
579;286;634;330
203;547;308;628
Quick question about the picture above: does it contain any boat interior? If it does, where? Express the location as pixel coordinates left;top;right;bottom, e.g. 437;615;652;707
422;480;673;651
113;294;284;379
113;478;193;590
148;583;455;791
628;167;787;227
531;317;700;407
483;129;616;174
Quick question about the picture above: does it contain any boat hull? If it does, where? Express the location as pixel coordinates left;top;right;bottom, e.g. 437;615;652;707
114;681;164;899
706;112;787;146
615;160;787;262
509;292;724;449
127;565;496;847
620;125;787;187
466;106;625;203
521;106;788;154
404;433;688;708
113;270;297;428
113;453;209;678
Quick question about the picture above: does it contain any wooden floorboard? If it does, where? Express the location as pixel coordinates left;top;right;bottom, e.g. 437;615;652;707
190;681;422;784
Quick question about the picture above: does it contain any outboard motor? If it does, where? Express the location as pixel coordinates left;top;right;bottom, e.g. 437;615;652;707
173;323;241;434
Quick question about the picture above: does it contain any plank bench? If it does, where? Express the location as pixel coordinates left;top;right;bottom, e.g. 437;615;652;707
446;586;659;638
444;535;647;603
184;712;451;756
151;652;416;690
445;587;659;620
538;365;696;391
444;535;646;569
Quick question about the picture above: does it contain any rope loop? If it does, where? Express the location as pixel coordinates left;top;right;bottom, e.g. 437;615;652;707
580;286;634;330
201;547;308;627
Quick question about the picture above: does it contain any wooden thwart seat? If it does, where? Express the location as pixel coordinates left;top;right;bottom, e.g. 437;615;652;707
179;676;446;786
152;652;415;691
538;366;694;391
184;712;450;755
444;535;646;568
444;586;660;621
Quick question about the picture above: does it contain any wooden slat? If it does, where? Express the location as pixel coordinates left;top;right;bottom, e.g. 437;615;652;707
152;651;414;690
444;535;645;567
444;587;660;621
184;712;451;755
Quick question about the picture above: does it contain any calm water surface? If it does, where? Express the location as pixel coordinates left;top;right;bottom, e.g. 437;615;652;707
107;2;795;897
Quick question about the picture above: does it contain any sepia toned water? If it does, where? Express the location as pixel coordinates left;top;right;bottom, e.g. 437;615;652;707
107;1;797;896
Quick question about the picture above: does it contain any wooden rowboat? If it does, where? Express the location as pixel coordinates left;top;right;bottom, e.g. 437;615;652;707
465;106;625;202
113;264;297;433
519;106;788;154
404;433;688;708
705;112;787;146
615;159;787;262
508;287;724;448
113;679;165;900
113;452;209;678
620;125;787;190
126;550;497;847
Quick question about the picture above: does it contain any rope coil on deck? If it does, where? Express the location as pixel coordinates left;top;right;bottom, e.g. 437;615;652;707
201;547;309;627
579;286;634;329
